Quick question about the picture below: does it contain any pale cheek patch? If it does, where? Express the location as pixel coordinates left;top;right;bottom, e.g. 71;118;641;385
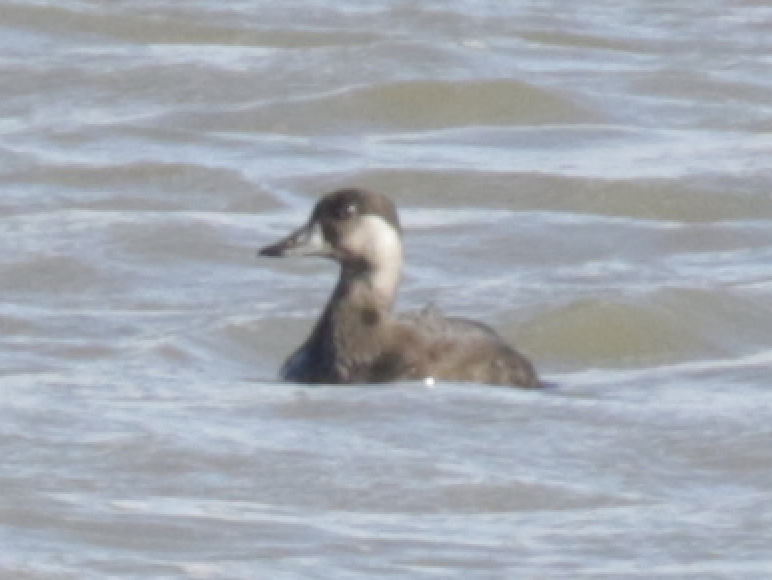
346;215;402;265
343;215;403;300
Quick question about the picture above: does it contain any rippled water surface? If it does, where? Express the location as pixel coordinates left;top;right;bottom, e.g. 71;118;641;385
2;1;772;578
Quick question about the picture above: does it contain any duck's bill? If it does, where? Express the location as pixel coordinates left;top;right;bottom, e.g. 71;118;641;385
259;221;331;258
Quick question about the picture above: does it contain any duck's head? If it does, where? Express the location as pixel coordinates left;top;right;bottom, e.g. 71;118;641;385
259;189;403;273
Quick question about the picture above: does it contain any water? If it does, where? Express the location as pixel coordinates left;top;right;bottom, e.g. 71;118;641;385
1;1;771;577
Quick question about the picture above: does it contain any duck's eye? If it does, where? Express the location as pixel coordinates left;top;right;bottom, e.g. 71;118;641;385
335;203;357;220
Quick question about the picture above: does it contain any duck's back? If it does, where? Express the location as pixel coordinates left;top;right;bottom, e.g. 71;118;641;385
394;307;539;388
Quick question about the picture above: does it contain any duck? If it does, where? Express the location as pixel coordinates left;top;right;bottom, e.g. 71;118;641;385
259;188;539;388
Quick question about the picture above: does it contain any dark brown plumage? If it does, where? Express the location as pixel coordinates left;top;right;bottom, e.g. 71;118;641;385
259;188;539;388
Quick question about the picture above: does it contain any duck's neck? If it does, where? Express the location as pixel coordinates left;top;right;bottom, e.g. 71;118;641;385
312;252;403;345
333;256;402;314
308;224;404;370
304;253;403;382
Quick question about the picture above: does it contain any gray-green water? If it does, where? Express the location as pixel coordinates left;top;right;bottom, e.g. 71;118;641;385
2;1;771;578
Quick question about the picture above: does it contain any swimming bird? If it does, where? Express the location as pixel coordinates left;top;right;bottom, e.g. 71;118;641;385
259;188;539;387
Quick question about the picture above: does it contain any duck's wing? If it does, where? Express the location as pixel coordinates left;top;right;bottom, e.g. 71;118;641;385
395;305;539;388
398;305;503;344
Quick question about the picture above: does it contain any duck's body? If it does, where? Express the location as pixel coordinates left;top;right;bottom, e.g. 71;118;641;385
259;189;539;388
